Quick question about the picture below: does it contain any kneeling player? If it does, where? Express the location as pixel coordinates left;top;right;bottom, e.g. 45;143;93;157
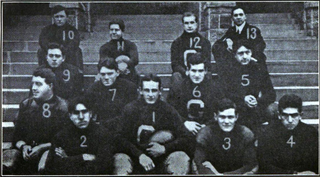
116;74;191;174
257;94;318;174
194;98;258;174
44;96;117;175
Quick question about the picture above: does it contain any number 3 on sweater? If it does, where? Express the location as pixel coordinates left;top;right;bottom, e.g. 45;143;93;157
223;137;231;150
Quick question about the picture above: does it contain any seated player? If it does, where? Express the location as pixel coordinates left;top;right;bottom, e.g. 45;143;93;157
44;96;117;175
38;5;83;70
38;42;83;100
257;94;318;174
194;98;258;174
167;53;225;136
171;12;212;84
116;74;191;174
222;39;276;133
85;57;138;129
99;19;139;84
3;68;69;175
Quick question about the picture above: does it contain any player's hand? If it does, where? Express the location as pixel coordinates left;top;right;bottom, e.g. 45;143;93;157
250;57;258;62
94;73;101;82
83;154;96;161
29;145;44;159
137;125;155;142
55;147;68;158
297;171;316;175
22;145;32;161
139;154;155;171
244;95;258;108
184;121;202;135
202;161;223;175
226;38;233;52
146;142;166;158
115;55;131;63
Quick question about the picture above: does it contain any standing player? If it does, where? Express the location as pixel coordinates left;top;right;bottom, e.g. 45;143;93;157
117;74;191;174
167;53;225;136
38;43;83;100
194;98;257;174
44;96;116;175
3;68;69;175
171;12;212;84
99;19;139;84
38;5;83;70
257;94;318;174
85;57;138;129
223;40;275;133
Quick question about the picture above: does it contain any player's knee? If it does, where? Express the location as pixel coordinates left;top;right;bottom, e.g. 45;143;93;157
165;151;190;175
38;150;49;173
113;153;133;175
171;72;183;84
149;130;174;144
3;149;21;170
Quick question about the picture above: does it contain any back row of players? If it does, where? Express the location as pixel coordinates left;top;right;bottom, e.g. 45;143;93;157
3;5;318;175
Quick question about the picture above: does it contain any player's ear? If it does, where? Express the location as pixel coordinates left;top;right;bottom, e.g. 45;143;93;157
138;87;143;95
235;113;239;121
186;69;189;76
62;55;66;63
214;113;218;121
49;83;53;90
277;111;281;120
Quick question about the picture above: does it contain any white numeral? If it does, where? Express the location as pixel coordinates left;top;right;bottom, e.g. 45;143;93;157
190;37;201;49
286;135;296;148
109;89;117;101
63;69;70;82
80;135;88;147
222;137;231;150
42;103;51;118
192;86;201;98
241;74;250;86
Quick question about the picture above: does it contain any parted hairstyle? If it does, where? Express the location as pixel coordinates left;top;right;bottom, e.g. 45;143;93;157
186;53;207;70
216;98;238;115
68;96;92;113
51;5;68;16
232;39;253;55
33;67;57;88
182;12;198;23
278;94;303;113
230;6;245;16
45;42;66;56
140;73;162;89
97;57;118;71
109;19;125;31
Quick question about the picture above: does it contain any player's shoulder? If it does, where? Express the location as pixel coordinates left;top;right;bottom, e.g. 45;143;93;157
20;97;33;107
63;63;82;73
237;125;255;141
297;122;318;135
117;78;138;88
123;99;140;111
54;96;68;112
196;125;215;143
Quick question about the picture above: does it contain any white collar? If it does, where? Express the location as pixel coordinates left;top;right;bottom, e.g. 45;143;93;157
236;22;246;34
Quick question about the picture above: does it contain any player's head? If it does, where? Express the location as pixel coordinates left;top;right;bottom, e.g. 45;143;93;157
278;94;303;130
52;5;68;27
45;43;66;68
68;96;92;129
186;53;207;84
98;57;119;87
215;98;238;132
233;40;253;65
109;19;125;40
182;12;198;33
140;74;162;104
32;68;56;101
231;7;246;26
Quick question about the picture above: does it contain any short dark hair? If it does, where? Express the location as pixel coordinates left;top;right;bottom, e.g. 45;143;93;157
278;94;303;113
68;96;91;113
109;19;125;31
140;73;162;89
33;67;56;88
186;53;207;69
51;5;68;16
216;98;238;115
231;6;245;16
45;42;66;56
98;57;118;71
182;12;198;23
232;39;253;55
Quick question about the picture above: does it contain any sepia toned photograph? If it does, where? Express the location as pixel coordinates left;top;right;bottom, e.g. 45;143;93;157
1;1;319;175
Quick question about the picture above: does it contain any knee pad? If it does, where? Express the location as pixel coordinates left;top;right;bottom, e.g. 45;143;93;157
165;151;190;175
113;153;133;175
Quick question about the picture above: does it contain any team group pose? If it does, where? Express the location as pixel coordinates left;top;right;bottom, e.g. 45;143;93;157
3;5;318;175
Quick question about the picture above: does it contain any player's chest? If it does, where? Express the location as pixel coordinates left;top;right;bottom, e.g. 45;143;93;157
182;36;206;50
52;28;77;41
64;134;97;154
138;109;171;126
28;103;59;120
213;135;244;153
182;85;210;101
235;27;259;40
55;69;75;84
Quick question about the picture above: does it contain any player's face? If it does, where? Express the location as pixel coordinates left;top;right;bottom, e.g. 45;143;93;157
216;108;238;132
188;63;206;84
235;46;252;65
46;49;65;68
31;76;53;101
141;81;160;104
100;66;119;87
232;8;246;26
53;10;68;27
279;107;301;130
109;24;122;40
183;16;198;33
70;104;91;129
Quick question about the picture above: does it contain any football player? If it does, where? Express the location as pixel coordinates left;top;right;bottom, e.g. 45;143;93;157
37;5;83;70
194;98;258;174
257;94;318;174
3;68;69;174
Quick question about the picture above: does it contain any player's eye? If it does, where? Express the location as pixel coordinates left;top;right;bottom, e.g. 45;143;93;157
198;69;205;72
281;113;299;119
237;52;244;55
49;54;61;58
73;109;89;115
219;116;227;119
151;89;158;93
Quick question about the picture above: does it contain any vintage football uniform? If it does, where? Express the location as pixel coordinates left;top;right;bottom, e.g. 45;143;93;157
194;124;257;174
257;121;318;174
